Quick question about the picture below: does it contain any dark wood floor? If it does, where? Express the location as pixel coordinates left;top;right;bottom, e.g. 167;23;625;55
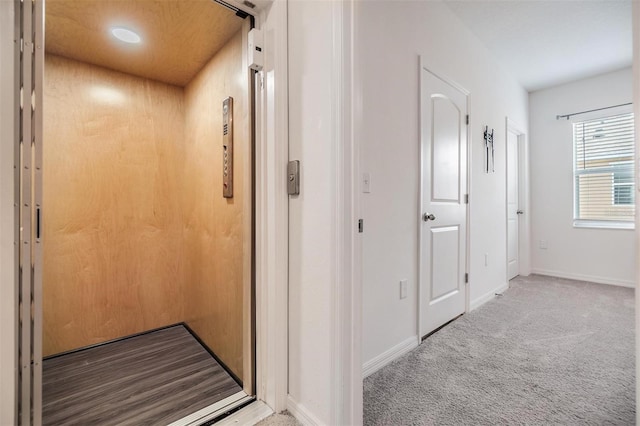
43;325;242;426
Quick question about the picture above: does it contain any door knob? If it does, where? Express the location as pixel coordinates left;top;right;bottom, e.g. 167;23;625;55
423;213;436;222
516;210;524;215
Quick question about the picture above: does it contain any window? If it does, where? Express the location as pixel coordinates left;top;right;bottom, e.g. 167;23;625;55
573;112;635;228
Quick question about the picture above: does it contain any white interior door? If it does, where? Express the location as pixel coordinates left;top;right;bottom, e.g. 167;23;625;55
506;129;519;280
420;67;468;338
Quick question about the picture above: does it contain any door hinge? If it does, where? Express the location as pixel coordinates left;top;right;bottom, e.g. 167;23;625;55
465;273;469;283
464;194;468;204
358;219;363;233
466;114;469;125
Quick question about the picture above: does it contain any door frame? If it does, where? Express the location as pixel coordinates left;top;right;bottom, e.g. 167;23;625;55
253;0;290;414
417;58;471;340
504;117;530;279
0;0;19;423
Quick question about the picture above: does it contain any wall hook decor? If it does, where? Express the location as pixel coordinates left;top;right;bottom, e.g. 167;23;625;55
484;126;494;173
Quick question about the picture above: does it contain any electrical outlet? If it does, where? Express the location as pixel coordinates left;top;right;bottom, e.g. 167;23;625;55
484;253;489;266
539;240;548;249
400;279;408;299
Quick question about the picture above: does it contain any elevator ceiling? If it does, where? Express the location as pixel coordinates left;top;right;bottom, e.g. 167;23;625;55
45;0;246;86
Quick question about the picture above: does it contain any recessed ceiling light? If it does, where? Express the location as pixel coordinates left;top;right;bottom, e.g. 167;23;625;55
110;27;141;44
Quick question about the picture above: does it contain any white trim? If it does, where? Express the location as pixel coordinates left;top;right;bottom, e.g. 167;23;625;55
346;0;363;421
573;220;635;230
530;269;635;289
331;1;362;424
215;401;274;426
287;395;325;426
254;0;289;413
331;0;345;422
420;64;471;96
167;391;252;426
469;282;509;311
417;57;425;354
362;336;419;378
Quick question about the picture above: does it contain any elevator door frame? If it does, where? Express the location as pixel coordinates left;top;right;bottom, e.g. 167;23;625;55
16;0;267;423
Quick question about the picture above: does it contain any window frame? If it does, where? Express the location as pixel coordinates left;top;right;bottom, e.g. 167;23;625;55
571;106;635;230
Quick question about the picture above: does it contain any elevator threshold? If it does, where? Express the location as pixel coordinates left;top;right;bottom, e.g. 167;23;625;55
43;324;250;426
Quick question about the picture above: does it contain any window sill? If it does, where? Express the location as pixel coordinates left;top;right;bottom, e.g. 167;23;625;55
573;220;635;230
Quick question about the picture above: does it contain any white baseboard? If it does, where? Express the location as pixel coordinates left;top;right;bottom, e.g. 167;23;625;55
530;269;635;288
362;335;419;378
287;395;324;426
469;282;509;311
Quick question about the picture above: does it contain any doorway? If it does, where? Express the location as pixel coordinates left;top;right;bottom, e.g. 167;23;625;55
24;0;257;423
506;119;525;281
419;63;469;338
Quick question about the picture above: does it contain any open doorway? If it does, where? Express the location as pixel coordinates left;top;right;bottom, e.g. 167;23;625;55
37;0;255;423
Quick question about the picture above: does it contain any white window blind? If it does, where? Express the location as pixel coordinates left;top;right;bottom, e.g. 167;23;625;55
573;112;635;226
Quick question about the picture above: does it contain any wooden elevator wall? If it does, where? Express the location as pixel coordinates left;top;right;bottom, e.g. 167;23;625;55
183;30;249;381
43;54;186;356
43;30;249;382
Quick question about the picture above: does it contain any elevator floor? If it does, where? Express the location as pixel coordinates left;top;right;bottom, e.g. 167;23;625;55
43;325;242;425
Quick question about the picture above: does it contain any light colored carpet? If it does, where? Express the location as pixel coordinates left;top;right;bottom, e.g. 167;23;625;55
255;411;301;426
364;274;635;425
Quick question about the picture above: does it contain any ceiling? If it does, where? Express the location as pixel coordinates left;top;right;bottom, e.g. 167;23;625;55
45;0;247;87
443;0;632;92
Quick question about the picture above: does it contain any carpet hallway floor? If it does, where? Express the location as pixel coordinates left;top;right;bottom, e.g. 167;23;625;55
364;275;635;425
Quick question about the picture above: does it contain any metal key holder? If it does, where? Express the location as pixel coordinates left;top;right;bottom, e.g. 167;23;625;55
484;125;494;173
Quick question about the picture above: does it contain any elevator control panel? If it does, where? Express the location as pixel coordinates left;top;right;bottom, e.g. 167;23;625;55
223;97;233;198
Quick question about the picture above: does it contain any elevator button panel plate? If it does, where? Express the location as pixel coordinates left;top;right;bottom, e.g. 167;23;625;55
223;97;233;198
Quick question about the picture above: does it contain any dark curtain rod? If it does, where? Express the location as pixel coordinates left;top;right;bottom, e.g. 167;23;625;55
556;102;633;120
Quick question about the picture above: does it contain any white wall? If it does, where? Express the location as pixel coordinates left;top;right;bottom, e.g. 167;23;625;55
529;68;634;287
287;1;353;424
358;1;529;369
0;0;16;423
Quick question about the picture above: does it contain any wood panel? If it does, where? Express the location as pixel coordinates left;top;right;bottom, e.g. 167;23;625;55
45;0;245;87
43;54;186;356
43;325;242;425
183;29;250;381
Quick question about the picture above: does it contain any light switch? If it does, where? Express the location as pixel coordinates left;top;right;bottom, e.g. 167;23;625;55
363;172;371;193
400;279;408;299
